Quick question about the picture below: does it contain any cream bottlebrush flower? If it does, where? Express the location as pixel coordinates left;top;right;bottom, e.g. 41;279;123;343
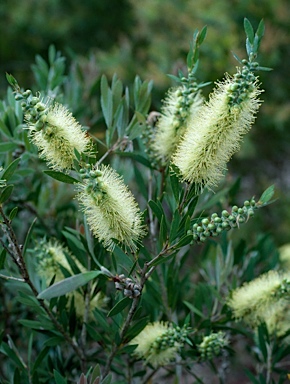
129;322;187;368
279;243;290;271
72;289;108;319
227;270;290;326
76;164;146;252
28;103;92;170
262;301;290;338
172;66;262;191
35;239;85;284
151;85;204;162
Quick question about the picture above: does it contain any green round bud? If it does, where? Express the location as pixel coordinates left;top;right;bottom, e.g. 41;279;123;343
243;200;250;207
222;210;229;217
35;120;43;130
211;213;218;219
238;208;244;214
216;226;223;234
248;209;254;217
202;218;209;226
238;216;245;223
208;223;216;231
30;97;40;105
187;230;192;235
36;102;45;111
242;59;248;65
222;221;230;229
199;235;207;242
193;223;198;229
197;226;203;233
23;89;31;97
214;217;222;223
232;206;238;213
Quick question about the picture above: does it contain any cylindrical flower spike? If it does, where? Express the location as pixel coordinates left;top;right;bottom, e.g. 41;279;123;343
227;270;290;327
151;80;204;163
76;164;146;252
172;63;262;191
26;101;92;170
129;322;189;367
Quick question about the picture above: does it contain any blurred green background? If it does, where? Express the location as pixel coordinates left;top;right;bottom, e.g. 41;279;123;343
1;0;290;244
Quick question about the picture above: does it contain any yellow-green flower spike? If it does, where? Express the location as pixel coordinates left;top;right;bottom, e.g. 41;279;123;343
77;164;146;252
172;65;262;192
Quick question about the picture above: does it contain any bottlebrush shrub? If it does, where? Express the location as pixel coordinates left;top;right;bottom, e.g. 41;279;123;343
0;19;286;384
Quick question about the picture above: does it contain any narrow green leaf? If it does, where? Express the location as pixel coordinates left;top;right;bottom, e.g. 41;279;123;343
198;26;207;44
0;249;6;269
170;172;180;202
169;210;181;244
116;151;154;168
23;217;37;257
9;206;18;221
1;158;20;182
43;170;80;184
148;200;164;223
107;297;131;317
0;185;14;204
174;234;192;248
101;374;112;384
256;19;265;39
6;73;19;89
167;74;181;83
53;370;67;384
91;364;101;383
37;271;101;300
258;185;275;205
232;52;243;64
0;142;18;153
244;18;254;44
100;75;113;129
160;216;168;245
256;66;273;72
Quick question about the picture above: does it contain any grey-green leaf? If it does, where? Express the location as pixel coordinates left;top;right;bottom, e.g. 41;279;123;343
43;170;80;184
37;271;101;300
244;18;254;44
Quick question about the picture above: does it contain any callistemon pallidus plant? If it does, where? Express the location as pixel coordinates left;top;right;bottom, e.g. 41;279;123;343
2;19;281;383
172;22;265;192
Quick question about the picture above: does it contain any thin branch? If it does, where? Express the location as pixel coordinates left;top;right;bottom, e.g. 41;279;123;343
0;206;86;369
0;273;25;282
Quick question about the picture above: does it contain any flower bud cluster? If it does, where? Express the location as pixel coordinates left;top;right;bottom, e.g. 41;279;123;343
227;59;259;107
16;89;49;131
188;199;256;243
198;331;228;361
114;274;142;298
171;75;199;130
149;74;203;165
150;325;189;353
80;165;106;205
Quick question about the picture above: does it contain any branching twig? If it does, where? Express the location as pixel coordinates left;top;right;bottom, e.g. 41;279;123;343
0;205;86;369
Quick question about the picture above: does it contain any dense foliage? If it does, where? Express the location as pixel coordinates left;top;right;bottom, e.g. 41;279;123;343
0;8;290;384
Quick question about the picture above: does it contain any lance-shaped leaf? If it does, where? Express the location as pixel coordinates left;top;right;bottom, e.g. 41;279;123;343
37;271;101;300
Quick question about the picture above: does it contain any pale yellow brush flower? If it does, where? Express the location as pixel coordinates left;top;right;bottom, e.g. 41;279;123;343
262;301;290;338
28;103;92;170
279;243;290;271
76;164;146;252
172;68;262;191
72;289;108;319
228;270;290;326
35;239;85;284
151;86;204;162
129;322;187;367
